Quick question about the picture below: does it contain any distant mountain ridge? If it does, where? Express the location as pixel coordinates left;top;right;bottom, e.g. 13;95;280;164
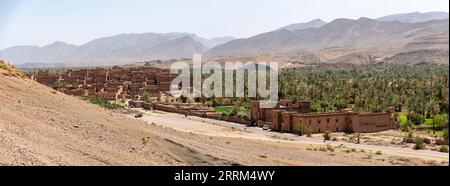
376;11;449;23
0;33;233;65
207;18;448;57
0;11;448;66
278;19;327;31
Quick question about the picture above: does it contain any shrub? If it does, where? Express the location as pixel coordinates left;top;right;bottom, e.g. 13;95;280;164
141;137;150;145
434;114;449;128
297;124;305;136
179;95;187;103
413;138;425;150
323;131;331;141
442;129;449;144
140;92;150;102
375;151;382;155
407;127;414;139
51;81;66;90
355;133;361;144
439;146;449;153
344;124;353;134
408;112;425;125
81;96;121;109
326;144;335;152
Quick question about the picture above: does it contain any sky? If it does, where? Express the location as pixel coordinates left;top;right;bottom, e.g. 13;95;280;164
0;0;448;49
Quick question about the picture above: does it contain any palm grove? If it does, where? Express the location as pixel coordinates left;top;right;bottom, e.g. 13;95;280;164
209;64;448;140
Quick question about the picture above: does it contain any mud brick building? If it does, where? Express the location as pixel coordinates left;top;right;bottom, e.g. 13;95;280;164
32;70;61;85
32;66;176;101
251;100;398;134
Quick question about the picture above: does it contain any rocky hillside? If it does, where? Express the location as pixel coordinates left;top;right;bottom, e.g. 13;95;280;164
376;11;449;23
207;18;449;59
0;64;238;165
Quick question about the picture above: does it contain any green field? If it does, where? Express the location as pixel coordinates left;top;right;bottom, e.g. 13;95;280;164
398;113;435;126
424;118;434;126
398;113;408;124
214;106;234;115
81;96;121;109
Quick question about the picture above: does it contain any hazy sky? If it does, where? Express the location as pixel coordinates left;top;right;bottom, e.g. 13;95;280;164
0;0;448;49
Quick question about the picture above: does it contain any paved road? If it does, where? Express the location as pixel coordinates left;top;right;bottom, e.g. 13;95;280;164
135;110;449;162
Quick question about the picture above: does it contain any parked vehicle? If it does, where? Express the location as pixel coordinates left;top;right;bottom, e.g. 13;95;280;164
262;125;270;130
134;113;143;118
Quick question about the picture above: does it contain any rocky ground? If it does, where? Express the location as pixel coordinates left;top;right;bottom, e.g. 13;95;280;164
0;69;448;166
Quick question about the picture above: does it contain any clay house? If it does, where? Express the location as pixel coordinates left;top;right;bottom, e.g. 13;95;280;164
35;75;61;86
250;100;398;134
61;88;88;96
139;85;161;98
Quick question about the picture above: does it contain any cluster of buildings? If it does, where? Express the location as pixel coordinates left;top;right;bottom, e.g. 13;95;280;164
30;66;178;100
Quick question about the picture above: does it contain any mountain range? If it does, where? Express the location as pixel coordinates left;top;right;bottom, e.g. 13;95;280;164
0;11;448;66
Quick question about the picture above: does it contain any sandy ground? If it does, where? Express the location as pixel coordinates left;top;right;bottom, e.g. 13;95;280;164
135;110;449;165
0;70;448;166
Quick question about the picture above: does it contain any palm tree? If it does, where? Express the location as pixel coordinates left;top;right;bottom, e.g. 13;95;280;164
432;104;440;135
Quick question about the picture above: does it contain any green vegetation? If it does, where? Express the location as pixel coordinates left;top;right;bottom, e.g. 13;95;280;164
355;133;361;144
231;100;250;119
439;146;449;153
0;60;25;78
297;123;312;136
198;64;448;128
0;60;16;72
442;129;449;144
213;106;234;116
81;96;121;109
434;114;449;128
398;113;408;124
51;81;67;90
413;138;426;150
140;92;150;102
141;137;150;145
279;64;449;114
323;131;331;141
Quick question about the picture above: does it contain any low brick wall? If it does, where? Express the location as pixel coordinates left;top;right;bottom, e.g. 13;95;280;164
223;116;249;125
206;113;223;120
151;103;250;125
154;104;179;113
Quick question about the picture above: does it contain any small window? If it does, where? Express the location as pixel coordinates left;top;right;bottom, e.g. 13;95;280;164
336;119;339;122
318;120;321;124
327;118;330;123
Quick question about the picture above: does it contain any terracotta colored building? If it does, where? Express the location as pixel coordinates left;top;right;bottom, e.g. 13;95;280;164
251;100;398;134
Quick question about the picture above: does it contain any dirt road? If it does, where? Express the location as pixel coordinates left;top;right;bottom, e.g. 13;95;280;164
136;110;449;165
